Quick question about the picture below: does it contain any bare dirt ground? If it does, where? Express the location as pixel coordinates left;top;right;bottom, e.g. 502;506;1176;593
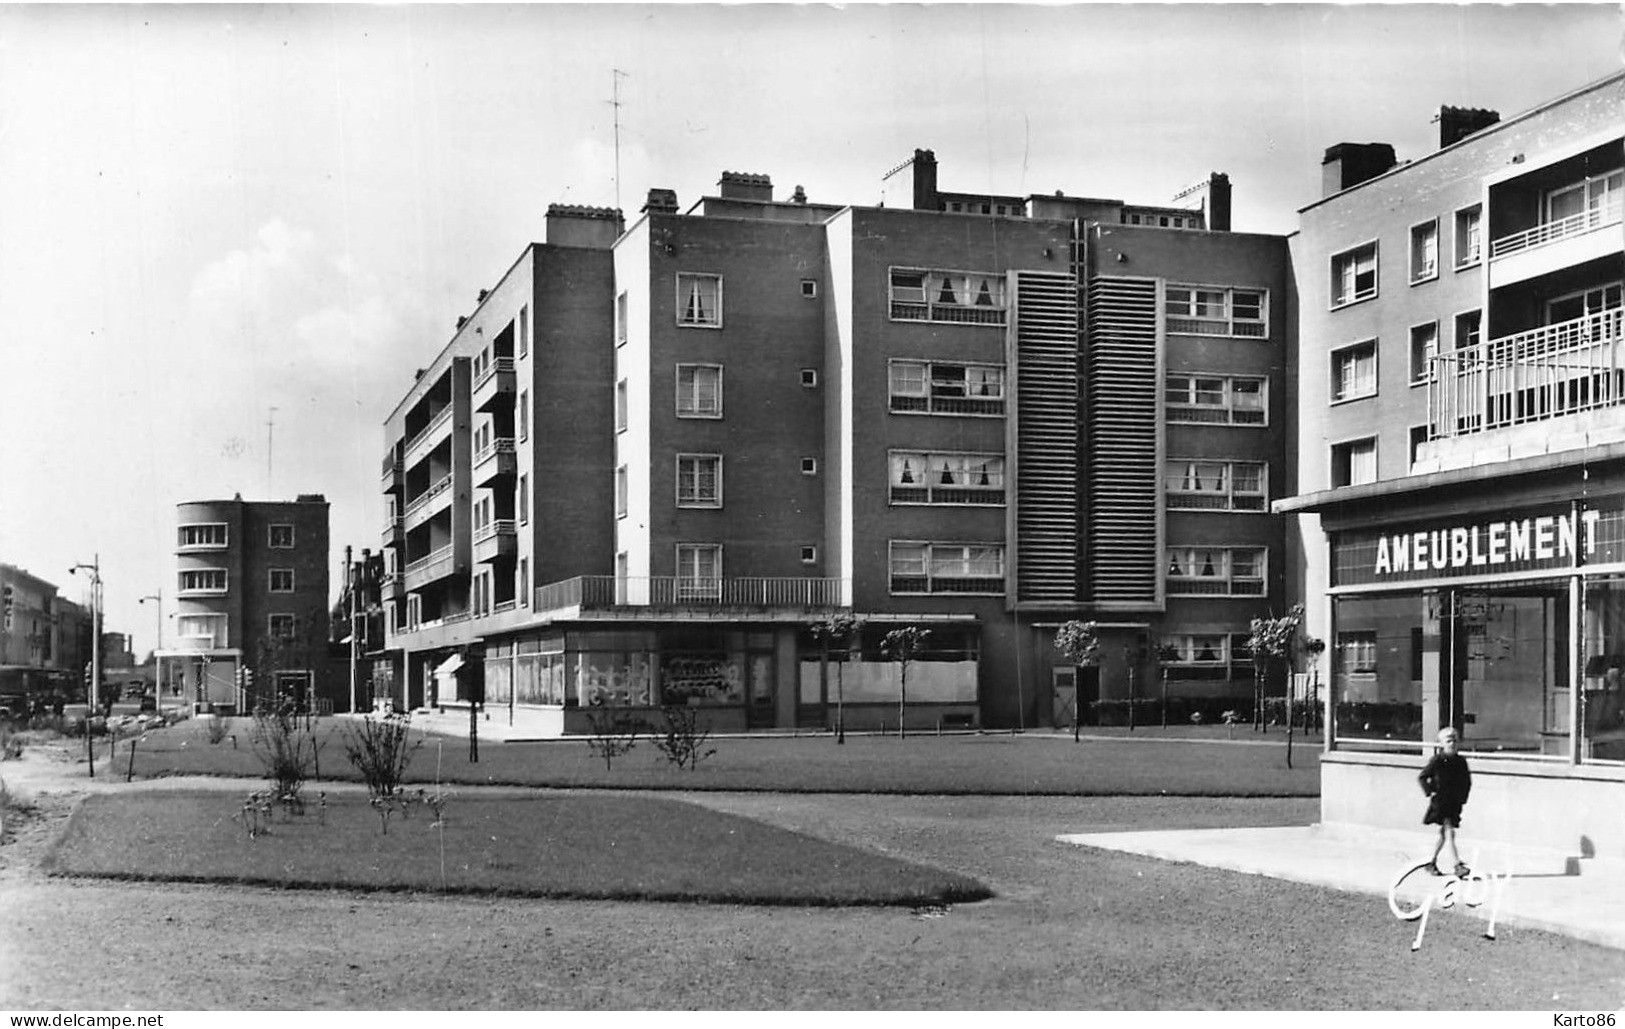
2;741;1622;1010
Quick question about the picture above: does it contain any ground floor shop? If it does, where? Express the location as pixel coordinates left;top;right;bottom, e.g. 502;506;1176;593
1301;469;1625;860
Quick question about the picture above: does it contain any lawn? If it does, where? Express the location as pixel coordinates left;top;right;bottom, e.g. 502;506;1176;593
43;790;988;906
111;716;1321;796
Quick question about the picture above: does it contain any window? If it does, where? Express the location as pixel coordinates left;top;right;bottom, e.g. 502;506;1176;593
888;360;1005;416
889;541;1005;594
518;474;529;524
615;466;628;518
518;391;529;441
1453;309;1481;353
520;558;529;605
800;368;818;389
888;267;1006;325
801;457;818;475
1338;630;1378;674
800;545;818;564
268;614;297;641
889;452;1005;505
675;544;722;599
176;614;226;646
519;304;530;358
1164;460;1267;511
1331;437;1378;487
801;279;818;299
1331;340;1377;403
1164;285;1268;337
676;273;722;327
1164;374;1267;425
615;380;628;432
676;454;722;508
675;364;722;417
1163;633;1255;680
1454;205;1482;267
1165;547;1267;596
177;524;228;549
269;568;294;593
1409;322;1438;385
615;291;629;345
1544;170;1621;226
1330;242;1378;307
1409;425;1430;470
269;524;295;549
1546;282;1623;324
1409;220;1438;283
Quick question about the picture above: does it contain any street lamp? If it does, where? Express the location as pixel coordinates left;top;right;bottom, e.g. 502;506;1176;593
139;591;161;716
70;555;101;778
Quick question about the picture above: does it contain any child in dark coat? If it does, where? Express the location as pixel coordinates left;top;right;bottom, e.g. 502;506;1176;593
1419;726;1472;877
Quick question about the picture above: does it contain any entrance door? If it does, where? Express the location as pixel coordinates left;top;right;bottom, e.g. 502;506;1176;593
1052;667;1077;728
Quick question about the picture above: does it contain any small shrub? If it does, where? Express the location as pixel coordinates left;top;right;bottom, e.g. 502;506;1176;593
654;705;716;771
249;712;316;810
0;725;21;761
584;710;640;770
0;775;36;843
341;713;422;799
1189;711;1205;725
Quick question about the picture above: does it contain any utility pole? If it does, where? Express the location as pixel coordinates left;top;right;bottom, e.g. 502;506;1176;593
71;555;101;777
609;68;628;212
345;547;357;714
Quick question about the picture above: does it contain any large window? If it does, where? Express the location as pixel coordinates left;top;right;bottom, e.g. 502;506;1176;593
1331;242;1378;307
677;273;722;328
176;614;226;646
269;568;294;593
1331;437;1378;487
1547;282;1623;324
1164;460;1267;511
177;524;228;549
675;544;722;600
268;614;297;641
1331;340;1378;402
676;364;722;417
1164;284;1267;337
178;568;228;594
1165;547;1266;596
268;524;295;549
1409;322;1438;385
889;451;1005;505
1409;220;1439;283
1163;633;1255;680
1453;309;1482;353
889;542;1005;595
888;268;1006;325
1165;374;1266;425
1454;205;1482;267
1545;169;1621;225
676;454;722;508
888;360;1005;416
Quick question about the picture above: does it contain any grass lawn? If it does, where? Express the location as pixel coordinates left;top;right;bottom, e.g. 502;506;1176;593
43;790;988;906
112;717;1321;795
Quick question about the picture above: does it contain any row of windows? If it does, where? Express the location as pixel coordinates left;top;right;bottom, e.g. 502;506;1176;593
1330;311;1483;402
1164;285;1268;338
177;524;296;549
177;569;298;593
173;614;306;645
1331;205;1482;308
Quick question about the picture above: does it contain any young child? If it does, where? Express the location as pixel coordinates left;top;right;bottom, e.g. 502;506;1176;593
1419;725;1472;877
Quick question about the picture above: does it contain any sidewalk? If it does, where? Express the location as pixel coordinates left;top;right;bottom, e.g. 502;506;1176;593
1057;822;1625;950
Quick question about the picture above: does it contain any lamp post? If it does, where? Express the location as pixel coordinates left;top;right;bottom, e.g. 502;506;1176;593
70;555;101;778
138;591;161;716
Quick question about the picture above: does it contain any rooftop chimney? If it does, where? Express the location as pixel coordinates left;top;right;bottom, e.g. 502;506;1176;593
1206;172;1232;232
1321;142;1398;197
544;203;625;248
791;185;808;205
1438;106;1500;149
642;188;679;215
718;171;773;202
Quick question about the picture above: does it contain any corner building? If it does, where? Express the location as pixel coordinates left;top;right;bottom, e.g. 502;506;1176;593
382;162;1292;734
1281;72;1625;859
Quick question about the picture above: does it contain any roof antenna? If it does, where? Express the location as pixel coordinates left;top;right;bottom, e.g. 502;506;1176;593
266;406;277;499
609;69;629;211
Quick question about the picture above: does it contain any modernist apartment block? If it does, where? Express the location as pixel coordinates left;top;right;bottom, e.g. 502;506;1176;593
381;162;1292;734
1281;72;1625;859
165;494;331;714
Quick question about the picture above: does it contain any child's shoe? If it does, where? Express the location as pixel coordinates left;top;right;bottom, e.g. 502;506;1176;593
1453;862;1471;878
1425;862;1444;876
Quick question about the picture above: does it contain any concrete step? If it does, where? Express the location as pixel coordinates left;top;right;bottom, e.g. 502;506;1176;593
1314;822;1580;877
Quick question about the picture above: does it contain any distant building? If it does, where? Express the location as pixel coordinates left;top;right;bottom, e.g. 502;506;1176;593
164;494;333;713
1;563;58;668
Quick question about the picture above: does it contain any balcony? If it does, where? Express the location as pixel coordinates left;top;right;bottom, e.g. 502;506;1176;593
1491;196;1622;261
403;405;454;468
472;437;517;486
535;575;846;618
1487;193;1621;289
1428;308;1624;440
403;544;457;592
403;474;453;531
381;513;403;548
472;357;516;413
472;519;516;564
381;451;402;492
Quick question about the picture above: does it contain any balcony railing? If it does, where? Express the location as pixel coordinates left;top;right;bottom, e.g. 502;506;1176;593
1429;308;1625;439
403;544;456;592
535;575;846;613
472;356;515;393
380;451;402;485
472;438;517;485
1489;197;1622;260
403;405;454;458
473;518;516;545
404;474;453;518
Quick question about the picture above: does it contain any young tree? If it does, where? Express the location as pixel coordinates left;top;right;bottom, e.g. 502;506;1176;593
880;625;932;739
1154;642;1181;728
1302;636;1327;735
809;613;863;744
1053;621;1101;741
1248;605;1305;761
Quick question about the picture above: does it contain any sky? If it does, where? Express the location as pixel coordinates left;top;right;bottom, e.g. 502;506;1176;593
1;3;1622;657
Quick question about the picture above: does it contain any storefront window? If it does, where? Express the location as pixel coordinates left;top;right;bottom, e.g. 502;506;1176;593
1331;593;1425;750
1582;577;1625;763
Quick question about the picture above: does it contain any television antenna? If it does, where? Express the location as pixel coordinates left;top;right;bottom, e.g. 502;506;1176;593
609;69;629;211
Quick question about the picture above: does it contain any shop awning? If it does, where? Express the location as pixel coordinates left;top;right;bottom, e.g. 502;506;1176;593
434;653;464;677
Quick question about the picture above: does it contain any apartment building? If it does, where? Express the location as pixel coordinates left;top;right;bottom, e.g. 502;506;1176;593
165;494;332;714
381;161;1291;734
0;563;58;668
1280;71;1625;858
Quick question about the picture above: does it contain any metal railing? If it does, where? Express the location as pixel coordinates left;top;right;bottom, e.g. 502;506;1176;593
1428;308;1624;439
473;437;516;468
1165;316;1267;338
403;474;453;517
403;405;454;458
1489;198;1622;260
535;575;846;612
403;544;455;591
473;519;516;545
472;356;515;393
